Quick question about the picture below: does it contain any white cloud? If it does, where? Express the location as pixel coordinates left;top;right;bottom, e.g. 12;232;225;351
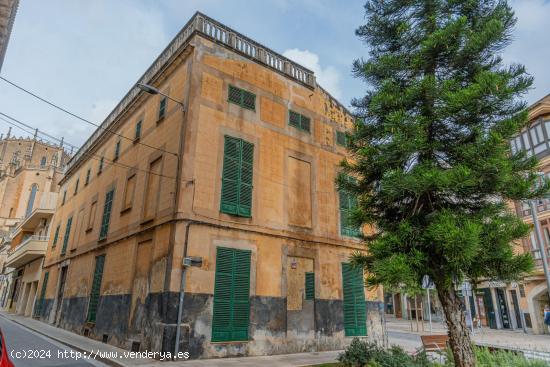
283;48;342;100
505;0;550;104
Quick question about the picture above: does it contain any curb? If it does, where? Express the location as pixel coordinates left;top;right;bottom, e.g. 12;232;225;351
0;312;124;367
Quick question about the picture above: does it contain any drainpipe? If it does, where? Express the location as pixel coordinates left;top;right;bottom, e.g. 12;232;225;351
174;221;194;359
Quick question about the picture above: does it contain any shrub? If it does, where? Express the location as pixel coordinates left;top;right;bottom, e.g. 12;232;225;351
443;347;550;367
337;338;434;367
338;339;549;367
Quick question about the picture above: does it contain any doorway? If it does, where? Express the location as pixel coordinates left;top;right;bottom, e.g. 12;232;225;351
482;288;497;329
54;266;68;325
510;289;522;329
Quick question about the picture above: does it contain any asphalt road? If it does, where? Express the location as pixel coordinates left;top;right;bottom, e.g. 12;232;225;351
0;315;106;367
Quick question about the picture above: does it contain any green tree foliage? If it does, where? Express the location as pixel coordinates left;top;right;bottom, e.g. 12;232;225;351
344;1;546;366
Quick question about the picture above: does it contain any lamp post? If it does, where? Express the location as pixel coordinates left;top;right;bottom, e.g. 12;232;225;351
136;82;189;359
527;172;550;302
137;83;185;109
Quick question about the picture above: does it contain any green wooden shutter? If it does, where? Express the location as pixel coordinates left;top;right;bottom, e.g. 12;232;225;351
228;85;255;111
228;85;242;105
221;137;241;215
99;189;114;240
87;255;105;323
135;120;142;139
114;140;121;160
158;97;167;120
289;110;311;132
289;110;301;129
220;136;254;217
336;131;347;146
241;90;256;110
339;176;360;238
53;225;60;246
305;272;315;300
35;272;49;316
85;169;91;185
212;247;251;342
342;263;367;336
61;216;73;255
238;141;254;217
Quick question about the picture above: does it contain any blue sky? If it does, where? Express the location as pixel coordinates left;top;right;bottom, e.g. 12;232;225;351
0;0;549;148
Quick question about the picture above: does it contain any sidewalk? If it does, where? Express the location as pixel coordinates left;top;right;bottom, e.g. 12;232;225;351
0;312;154;366
0;311;341;366
386;316;550;353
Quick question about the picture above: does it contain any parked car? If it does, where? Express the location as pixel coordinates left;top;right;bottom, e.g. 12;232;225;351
0;329;14;367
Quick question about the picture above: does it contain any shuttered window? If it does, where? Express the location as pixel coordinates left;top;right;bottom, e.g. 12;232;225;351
158;97;167;120
87;255;105;323
220;136;254;217
289;110;311;132
98;157;104;174
342;263;367;336
212;247;251;342
61;216;73;255
135;120;142;140
35;272;49;317
336;131;348;146
114;140;121;161
305;272;315;300
99;189;114;240
61;190;67;206
74;178;80;195
85;168;91;185
52;225;60;246
339;176;361;238
228;85;256;111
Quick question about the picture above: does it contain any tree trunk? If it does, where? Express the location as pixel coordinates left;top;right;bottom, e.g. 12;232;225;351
436;283;475;367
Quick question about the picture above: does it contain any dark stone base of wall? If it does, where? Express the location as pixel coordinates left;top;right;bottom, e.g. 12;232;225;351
39;292;385;359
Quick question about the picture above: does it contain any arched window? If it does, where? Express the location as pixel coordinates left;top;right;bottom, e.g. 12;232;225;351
40;156;47;167
25;184;38;218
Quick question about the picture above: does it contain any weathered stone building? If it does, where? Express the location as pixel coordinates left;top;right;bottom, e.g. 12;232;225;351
37;12;386;358
0;133;68;314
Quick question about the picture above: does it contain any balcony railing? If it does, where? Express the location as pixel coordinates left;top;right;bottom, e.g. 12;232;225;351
6;235;49;268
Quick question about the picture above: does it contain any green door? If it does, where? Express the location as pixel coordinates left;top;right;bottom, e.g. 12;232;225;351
87;255;105;323
211;247;251;342
342;263;367;336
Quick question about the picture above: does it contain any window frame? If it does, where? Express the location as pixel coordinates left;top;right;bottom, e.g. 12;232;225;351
114;140;121;161
288;110;311;133
99;188;115;240
227;85;256;111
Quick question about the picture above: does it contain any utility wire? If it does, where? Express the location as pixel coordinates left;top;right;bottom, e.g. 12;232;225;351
0;76;178;157
0;113;178;181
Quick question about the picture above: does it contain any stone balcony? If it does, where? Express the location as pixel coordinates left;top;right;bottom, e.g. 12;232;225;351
6;235;48;268
11;191;57;236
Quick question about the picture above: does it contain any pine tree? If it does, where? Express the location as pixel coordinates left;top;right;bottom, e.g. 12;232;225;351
345;1;545;366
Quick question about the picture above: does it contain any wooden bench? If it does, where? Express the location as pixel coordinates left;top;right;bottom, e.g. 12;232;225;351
420;334;449;353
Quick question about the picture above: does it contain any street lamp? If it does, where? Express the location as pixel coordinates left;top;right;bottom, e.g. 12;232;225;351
136;83;185;109
527;172;550;303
